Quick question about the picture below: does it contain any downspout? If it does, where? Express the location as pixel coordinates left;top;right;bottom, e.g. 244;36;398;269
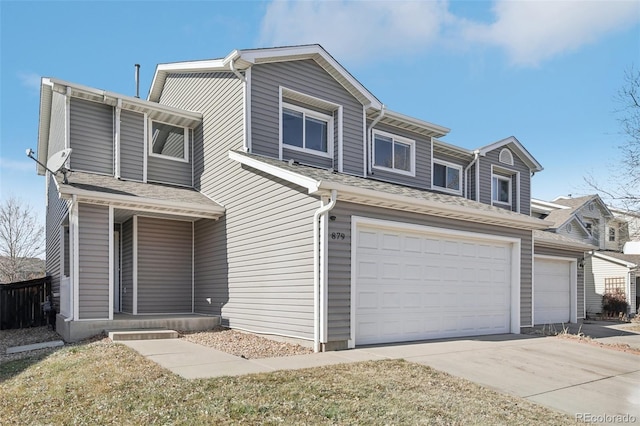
313;189;337;352
464;150;480;200
229;53;249;152
66;194;78;322
366;106;385;175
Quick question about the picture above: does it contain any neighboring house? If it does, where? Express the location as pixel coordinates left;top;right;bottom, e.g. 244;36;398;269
584;251;638;317
531;195;622;250
38;45;587;349
611;208;640;245
532;195;637;316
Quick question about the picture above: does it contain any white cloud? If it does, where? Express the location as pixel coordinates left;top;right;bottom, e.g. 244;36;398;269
258;0;640;67
17;71;41;94
461;0;640;66
258;0;452;62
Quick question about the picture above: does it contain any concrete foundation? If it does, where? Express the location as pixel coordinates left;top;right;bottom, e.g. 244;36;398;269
55;313;220;342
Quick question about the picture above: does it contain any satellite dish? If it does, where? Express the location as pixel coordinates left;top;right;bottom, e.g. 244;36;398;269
47;148;72;173
26;147;73;184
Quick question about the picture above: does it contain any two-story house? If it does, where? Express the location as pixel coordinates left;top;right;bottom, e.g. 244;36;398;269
37;45;589;349
531;195;637;317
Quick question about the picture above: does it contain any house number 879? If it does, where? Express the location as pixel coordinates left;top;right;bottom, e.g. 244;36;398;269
331;233;346;240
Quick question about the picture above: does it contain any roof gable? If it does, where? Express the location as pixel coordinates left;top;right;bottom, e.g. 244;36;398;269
553;195;613;218
478;136;543;172
149;44;382;108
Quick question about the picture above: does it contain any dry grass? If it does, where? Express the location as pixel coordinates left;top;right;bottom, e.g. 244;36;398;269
0;340;577;425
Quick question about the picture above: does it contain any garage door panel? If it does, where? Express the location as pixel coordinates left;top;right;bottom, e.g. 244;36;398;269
355;225;513;345
534;258;572;324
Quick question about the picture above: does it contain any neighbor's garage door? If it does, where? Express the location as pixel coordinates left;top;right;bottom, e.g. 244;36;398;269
355;223;513;345
534;257;571;324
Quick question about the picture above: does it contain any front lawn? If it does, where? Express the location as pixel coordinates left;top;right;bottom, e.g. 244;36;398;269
0;339;576;425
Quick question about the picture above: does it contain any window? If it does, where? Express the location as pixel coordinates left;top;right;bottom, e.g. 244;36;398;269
609;227;616;242
432;160;461;194
150;121;188;162
585;223;592;233
566;224;573;233
492;175;511;205
282;104;332;156
373;131;415;176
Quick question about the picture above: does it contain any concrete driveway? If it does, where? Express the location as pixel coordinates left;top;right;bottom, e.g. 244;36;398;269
361;334;640;420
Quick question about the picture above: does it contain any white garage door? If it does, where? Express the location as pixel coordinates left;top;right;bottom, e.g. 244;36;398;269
534;257;571;324
355;224;513;345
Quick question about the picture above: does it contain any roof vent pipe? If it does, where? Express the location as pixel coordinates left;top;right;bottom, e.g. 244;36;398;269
134;64;141;98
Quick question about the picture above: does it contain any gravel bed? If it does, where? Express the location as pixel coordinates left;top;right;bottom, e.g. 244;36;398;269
0;326;62;364
180;326;313;359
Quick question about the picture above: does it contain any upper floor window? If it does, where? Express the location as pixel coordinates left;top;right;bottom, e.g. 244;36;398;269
373;131;415;176
609;227;616;242
492;174;511;206
282;103;332;157
150;121;188;162
432;160;461;194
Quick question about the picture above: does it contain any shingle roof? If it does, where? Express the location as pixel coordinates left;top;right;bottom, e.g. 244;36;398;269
533;230;596;250
553;195;595;209
55;171;224;219
596;251;640;267
231;151;550;230
543;208;582;229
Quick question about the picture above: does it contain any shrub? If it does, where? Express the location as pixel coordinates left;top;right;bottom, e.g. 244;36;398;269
602;289;628;315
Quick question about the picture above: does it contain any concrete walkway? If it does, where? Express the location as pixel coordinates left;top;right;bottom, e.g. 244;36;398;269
122;326;640;419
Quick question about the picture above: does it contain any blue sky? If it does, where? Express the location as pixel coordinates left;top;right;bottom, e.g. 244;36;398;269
1;0;639;226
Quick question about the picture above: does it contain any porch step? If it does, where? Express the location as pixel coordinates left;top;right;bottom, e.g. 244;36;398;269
108;329;179;341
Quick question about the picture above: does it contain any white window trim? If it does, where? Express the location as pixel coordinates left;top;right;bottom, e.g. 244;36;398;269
499;148;514;166
372;129;416;177
431;158;462;195
281;102;334;159
492;173;512;207
148;119;189;163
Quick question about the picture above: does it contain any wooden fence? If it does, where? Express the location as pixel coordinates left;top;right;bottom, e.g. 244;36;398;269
0;276;52;330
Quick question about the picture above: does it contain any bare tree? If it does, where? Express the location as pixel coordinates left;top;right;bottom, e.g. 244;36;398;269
585;66;640;213
0;197;45;283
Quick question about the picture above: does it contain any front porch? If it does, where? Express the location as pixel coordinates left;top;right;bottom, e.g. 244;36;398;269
56;313;220;342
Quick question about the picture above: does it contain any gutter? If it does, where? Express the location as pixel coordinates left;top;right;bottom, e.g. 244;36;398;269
313;189;337;352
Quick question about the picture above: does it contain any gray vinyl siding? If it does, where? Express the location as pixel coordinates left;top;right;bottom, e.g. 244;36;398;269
369;123;431;189
193;219;219;313
146;131;192;187
137;217;193;314
78;203;110;320
534;246;586;319
121;218;133;314
159;71;319;339
69;98;114;175
120;110;145;181
45;173;70;307
479;144;531;214
467;163;477;200
47;91;67;160
251;60;365;175
327;201;534;341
